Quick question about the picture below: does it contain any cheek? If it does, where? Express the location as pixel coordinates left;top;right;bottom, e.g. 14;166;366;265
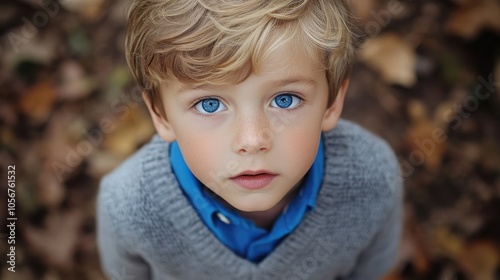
294;132;320;158
276;127;321;173
175;131;229;186
171;116;224;162
177;134;219;167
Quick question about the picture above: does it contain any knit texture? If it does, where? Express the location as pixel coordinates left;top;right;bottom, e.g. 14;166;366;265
97;119;403;280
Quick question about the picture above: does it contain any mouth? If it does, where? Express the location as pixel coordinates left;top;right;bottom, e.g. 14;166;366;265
230;170;277;190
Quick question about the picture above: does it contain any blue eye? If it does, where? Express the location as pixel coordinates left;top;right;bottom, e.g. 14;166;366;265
194;98;226;114
271;94;301;109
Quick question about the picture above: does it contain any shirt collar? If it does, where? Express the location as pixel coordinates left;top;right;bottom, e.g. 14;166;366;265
169;142;219;225
169;135;325;230
278;135;324;230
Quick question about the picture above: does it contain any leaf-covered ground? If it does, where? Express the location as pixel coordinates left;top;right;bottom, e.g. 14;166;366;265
0;0;499;279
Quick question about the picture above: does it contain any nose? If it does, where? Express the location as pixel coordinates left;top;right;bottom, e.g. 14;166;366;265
232;113;273;155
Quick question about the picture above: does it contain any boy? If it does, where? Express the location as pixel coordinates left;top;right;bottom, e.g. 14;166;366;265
97;0;403;279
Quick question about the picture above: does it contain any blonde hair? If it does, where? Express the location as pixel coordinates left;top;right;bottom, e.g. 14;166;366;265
126;0;358;118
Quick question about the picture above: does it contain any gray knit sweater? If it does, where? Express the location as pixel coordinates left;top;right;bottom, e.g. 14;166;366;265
97;119;403;280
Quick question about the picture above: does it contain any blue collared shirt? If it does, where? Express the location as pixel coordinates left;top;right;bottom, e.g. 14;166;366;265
169;136;324;262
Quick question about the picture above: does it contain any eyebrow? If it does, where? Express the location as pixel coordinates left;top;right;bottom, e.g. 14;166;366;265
176;84;216;95
272;77;317;88
176;76;317;95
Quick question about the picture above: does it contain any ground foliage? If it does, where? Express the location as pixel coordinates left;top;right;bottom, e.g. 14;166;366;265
0;0;499;279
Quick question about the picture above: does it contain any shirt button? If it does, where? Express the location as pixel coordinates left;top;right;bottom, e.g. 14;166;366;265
216;212;231;225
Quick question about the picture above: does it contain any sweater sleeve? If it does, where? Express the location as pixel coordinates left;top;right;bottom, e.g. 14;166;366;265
346;198;402;280
97;183;151;280
345;174;403;280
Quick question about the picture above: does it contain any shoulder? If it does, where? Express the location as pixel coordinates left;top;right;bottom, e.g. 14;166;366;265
324;119;401;188
305;120;403;276
321;119;403;223
97;135;170;244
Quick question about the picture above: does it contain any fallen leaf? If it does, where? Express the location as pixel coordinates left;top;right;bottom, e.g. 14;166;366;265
41;108;85;181
458;240;499;280
24;210;83;269
108;66;131;90
0;267;35;280
359;33;417;87
57;60;95;100
438;265;459;280
2;33;58;70
17;80;57;123
480;145;500;175
0;102;18;126
59;0;106;21
348;0;379;23
445;0;500;39
103;107;155;157
1;125;16;151
87;150;122;179
405;99;446;171
405;208;432;274
432;227;465;259
37;162;66;208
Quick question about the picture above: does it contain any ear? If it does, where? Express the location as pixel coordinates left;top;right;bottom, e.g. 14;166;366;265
321;79;349;131
142;92;177;142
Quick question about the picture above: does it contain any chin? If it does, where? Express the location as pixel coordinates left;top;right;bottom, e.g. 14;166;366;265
228;196;278;213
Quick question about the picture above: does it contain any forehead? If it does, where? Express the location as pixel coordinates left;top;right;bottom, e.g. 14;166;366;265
172;41;325;94
256;39;324;78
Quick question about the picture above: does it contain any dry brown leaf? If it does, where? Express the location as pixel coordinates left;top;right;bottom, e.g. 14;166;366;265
405;87;472;172
2;34;58;70
59;0;106;21
37;162;66;208
445;0;500;39
57;61;95;100
403;208;432;274
405;100;446;171
348;0;379;23
359;33;417;87
1;126;16;151
0;267;35;280
103;107;155;157
87;150;122;179
41;108;87;182
24;210;83;269
405;118;445;170
0;102;17;126
42;109;75;163
432;227;465;258
458;241;500;280
17;80;57;123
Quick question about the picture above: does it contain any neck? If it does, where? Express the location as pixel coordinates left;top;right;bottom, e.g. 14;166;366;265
237;194;293;230
214;179;303;231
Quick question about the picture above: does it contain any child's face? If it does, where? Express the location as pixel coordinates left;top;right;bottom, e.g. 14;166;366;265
148;43;346;213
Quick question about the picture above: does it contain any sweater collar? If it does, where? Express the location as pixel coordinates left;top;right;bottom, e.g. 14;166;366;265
139;120;378;277
168;137;324;261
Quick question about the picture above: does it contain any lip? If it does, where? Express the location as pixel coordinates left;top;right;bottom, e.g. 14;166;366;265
230;170;277;190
